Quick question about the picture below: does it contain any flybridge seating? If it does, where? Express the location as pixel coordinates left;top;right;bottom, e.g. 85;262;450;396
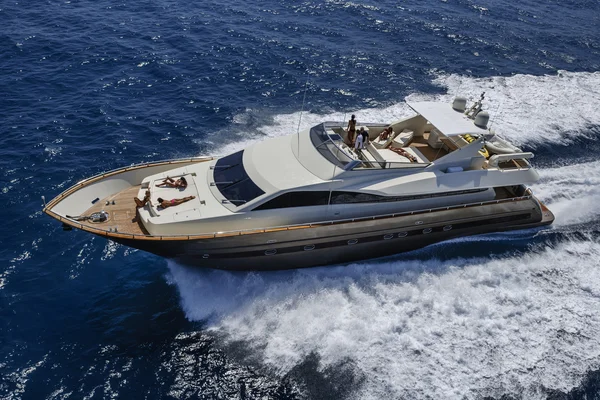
310;122;431;170
309;99;537;174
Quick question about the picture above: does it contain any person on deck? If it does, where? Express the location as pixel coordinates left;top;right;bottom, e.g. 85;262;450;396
134;190;152;208
347;114;357;146
156;176;188;189
379;127;394;141
360;127;369;146
389;147;417;162
355;128;365;150
156;196;196;209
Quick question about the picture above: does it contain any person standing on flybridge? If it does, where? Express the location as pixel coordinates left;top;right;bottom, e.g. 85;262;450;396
354;127;368;150
355;128;364;149
347;114;357;146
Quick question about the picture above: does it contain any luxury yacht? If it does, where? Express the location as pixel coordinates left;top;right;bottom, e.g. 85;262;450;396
43;95;554;270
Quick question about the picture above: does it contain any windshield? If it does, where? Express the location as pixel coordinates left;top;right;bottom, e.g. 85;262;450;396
213;150;265;207
309;123;355;168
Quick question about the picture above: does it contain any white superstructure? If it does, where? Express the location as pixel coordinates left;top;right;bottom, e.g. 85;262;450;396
133;96;539;236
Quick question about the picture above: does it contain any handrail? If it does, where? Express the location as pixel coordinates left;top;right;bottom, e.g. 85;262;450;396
47;191;535;242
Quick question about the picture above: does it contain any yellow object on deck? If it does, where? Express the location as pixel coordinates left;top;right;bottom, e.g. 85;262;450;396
462;134;490;158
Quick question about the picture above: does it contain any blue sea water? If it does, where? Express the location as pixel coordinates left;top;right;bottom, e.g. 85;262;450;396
2;0;600;398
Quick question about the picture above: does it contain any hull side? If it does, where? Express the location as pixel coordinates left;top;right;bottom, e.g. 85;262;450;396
108;197;553;270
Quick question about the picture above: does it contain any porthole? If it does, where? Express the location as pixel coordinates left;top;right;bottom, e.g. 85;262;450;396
202;254;210;259
415;220;424;225
347;239;358;245
443;225;453;231
304;244;315;251
383;234;394;240
398;231;408;237
265;249;277;256
267;239;277;244
423;228;432;234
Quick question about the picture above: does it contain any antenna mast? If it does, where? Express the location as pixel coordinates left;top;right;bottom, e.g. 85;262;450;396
296;75;310;156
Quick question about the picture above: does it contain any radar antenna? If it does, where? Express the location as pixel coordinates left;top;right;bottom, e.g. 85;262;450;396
465;92;485;119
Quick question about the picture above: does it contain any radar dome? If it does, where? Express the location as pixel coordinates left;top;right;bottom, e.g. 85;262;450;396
474;111;489;128
452;96;467;112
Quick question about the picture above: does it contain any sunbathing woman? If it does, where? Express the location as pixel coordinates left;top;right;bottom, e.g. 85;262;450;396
378;127;392;141
156;196;196;209
134;190;152;208
156;176;188;189
389;147;417;162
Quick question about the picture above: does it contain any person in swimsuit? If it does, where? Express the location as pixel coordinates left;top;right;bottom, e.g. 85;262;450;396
156;195;196;209
378;127;394;141
390;147;417;162
156;176;188;189
134;190;152;208
347;114;357;146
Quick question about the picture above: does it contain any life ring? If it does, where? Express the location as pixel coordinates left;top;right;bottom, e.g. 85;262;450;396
462;134;489;158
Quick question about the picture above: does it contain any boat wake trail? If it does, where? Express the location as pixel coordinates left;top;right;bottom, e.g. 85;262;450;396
167;70;600;399
169;238;600;399
167;153;600;398
534;160;600;228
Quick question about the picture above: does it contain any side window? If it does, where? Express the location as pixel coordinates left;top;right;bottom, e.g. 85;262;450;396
330;192;383;204
253;191;330;211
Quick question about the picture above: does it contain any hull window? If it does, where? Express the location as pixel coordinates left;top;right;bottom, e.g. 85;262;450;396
383;234;394;240
347;239;358;245
443;225;453;231
264;249;277;256
398;232;408;237
304;244;315;251
423;228;433;234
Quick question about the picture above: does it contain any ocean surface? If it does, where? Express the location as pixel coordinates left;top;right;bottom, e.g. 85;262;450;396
2;0;600;398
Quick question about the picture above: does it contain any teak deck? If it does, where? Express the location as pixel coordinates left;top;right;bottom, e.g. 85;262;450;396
78;185;148;235
410;134;449;161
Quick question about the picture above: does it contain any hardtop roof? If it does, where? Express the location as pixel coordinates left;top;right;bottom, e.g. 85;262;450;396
407;101;488;136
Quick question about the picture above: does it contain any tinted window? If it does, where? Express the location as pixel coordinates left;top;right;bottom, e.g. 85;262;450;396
253;191;330;211
253;188;488;210
330;189;487;204
213;151;264;207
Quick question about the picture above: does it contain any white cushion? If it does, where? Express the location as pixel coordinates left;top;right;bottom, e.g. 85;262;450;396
391;129;414;148
427;129;443;149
